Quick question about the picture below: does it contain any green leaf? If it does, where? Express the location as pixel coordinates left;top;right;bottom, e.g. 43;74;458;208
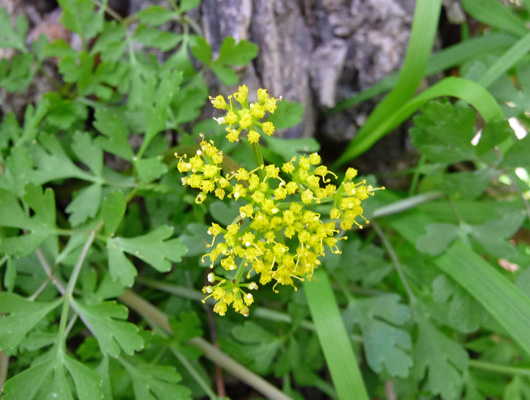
0;53;35;93
413;314;468;400
230;322;283;374
416;223;460;256
101;190;126;237
189;36;211;65
438;170;493;200
171;77;208;125
501;135;530;170
30;133;91;184
91;21;127;62
266;100;305;129
179;0;201;12
44;92;88;130
0;8;28;51
210;64;237;85
15;98;50;146
71;132;103;177
432;274;487;333
168;312;203;343
0;146;34;197
107;226;187;286
74;299;144;357
138;6;176;26
119;357;192;400
58;0;104;39
134;157;168;183
410;101;477;164
178;223;210;257
504;376;530;399
475;119;513;156
65;183;103;226
58;51;95;94
209;200;240;226
462;0;527;38
215;37;259;66
352;294;413;378
0;184;57;257
44;39;78;58
2;351;104;400
0;293;62;353
134;24;180;51
93;108;134;161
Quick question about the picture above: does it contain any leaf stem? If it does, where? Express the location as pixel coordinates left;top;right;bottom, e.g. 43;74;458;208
251;142;265;181
372;221;416;302
469;359;530;378
508;171;530;221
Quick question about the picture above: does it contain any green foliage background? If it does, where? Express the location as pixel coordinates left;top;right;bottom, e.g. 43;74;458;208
1;1;530;399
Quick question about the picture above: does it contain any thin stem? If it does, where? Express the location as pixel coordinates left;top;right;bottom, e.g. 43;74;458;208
372;221;416;302
234;260;247;284
408;154;426;196
0;255;8;268
65;229;97;295
119;289;292;400
251;142;265;181
447;198;464;225
28;278;51;301
508;171;530;221
469;359;530;378
169;347;218;400
371;191;444;219
92;0;123;21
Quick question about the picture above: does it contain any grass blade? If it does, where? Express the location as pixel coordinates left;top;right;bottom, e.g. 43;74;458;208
333;77;503;164
304;269;369;400
462;0;527;38
334;0;442;167
389;211;530;358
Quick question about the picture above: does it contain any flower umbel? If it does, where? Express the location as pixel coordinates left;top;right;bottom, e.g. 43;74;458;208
178;86;384;317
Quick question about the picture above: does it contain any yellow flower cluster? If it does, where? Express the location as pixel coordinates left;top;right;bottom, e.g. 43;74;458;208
176;139;381;316
209;85;280;143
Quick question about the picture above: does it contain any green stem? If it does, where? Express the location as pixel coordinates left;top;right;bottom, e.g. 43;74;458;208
234;259;247;284
169;347;218;400
251;142;265;180
372;221;416;303
469;359;530;378
408;154;426;196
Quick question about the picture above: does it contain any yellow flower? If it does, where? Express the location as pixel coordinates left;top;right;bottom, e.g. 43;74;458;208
248;130;260;143
210;95;228;110
233;85;249;105
262;121;275;136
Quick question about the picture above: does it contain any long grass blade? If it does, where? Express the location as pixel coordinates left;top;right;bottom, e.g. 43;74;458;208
462;0;527;38
333;0;442;167
389;211;530;358
304;269;369;400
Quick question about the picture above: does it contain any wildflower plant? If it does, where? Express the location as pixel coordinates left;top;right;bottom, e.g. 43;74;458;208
176;85;383;316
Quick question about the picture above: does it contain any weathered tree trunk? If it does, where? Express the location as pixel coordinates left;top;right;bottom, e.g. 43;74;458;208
200;0;416;144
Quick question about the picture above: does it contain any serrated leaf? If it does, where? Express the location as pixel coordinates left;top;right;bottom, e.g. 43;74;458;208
266;100;305;129
30;134;90;184
58;51;95;94
93;108;134;161
138;6;176;26
101;190;126;237
74;299;144;357
432;274;487;333
0;293;62;353
168;312;203;343
71;132;103;177
120;357;192;400
413;314;468;400
438;170;493;200
416;223;460;256
0;9;28;51
215;37;258;66
0;184;57;257
475;119;513;156
0;146;34;197
189;36;211;65
501;134;530;170
468;210;525;259
134;24;180;51
230;321;283;374
107;226;187;286
210;64;238;85
171;76;208;125
410;101;478;164
44;92;88;129
65;183;102;226
178;223;209;257
91;21;127;62
16;98;50;146
180;0;201;12
352;294;412;378
2;350;104;400
58;0;104;39
0;53;35;93
209;200;239;226
135;157;168;183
